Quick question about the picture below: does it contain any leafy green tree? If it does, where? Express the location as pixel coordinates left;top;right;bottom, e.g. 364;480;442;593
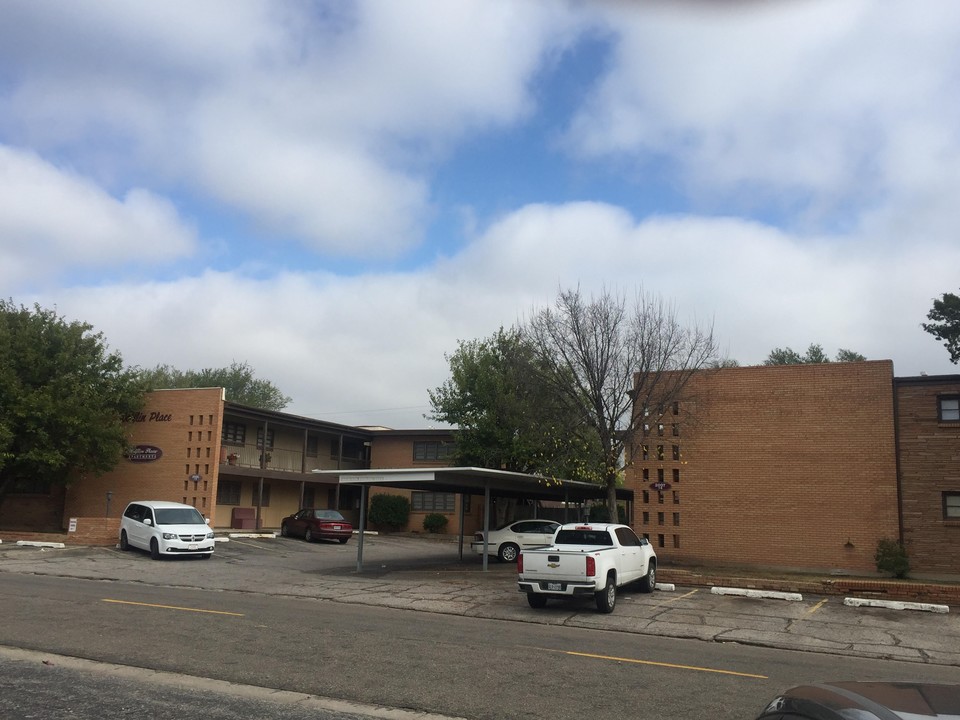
0;301;145;509
836;348;867;362
428;328;597;480
525;288;718;520
138;361;291;410
922;290;960;363
764;344;865;365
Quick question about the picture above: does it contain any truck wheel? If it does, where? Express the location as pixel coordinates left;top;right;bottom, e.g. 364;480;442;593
595;574;616;613
498;543;520;563
527;593;548;609
638;561;657;593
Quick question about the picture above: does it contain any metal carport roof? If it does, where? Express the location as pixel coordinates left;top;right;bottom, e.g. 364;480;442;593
313;467;633;571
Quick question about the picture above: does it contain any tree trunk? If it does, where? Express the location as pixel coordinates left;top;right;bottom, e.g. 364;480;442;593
606;477;618;524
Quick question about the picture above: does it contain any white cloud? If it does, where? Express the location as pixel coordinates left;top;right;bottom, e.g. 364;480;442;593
567;1;960;219
34;202;959;430
0;0;586;259
0;145;196;289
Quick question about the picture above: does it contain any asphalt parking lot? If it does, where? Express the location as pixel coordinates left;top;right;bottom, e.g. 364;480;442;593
2;533;959;666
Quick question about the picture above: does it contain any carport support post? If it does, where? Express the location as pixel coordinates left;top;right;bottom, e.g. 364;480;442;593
457;492;466;560
482;483;490;572
356;484;368;572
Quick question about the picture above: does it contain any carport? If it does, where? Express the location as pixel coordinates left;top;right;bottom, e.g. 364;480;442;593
314;467;633;571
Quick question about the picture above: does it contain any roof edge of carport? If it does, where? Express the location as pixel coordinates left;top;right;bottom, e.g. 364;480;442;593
313;466;633;500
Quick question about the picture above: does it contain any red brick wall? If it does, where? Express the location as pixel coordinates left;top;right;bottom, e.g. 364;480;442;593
895;377;960;575
627;362;900;573
63;388;225;527
367;432;483;534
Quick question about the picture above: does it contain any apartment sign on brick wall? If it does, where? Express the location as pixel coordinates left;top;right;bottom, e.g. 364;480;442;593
125;444;163;462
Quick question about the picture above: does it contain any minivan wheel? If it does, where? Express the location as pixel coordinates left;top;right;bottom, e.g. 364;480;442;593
150;538;161;560
119;530;129;551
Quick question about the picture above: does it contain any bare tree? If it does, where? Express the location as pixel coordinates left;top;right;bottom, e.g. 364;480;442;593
525;287;718;520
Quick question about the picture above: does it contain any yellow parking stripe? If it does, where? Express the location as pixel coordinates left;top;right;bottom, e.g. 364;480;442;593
566;651;767;679
102;599;244;616
803;598;828;616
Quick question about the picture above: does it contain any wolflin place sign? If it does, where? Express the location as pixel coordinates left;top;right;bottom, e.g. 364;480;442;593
125;445;163;462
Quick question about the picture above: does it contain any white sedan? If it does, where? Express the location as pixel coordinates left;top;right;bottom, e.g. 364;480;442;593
471;519;561;563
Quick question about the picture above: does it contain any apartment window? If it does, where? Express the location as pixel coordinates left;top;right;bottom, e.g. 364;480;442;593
672;402;679;415
411;491;456;512
672;445;680;461
306;436;319;457
673;534;680;549
657;468;665;483
256;428;275;451
217;480;241;505
9;478;52;495
252;482;271;507
642;468;650;482
332;436;367;461
673;468;680;484
642;491;649;503
657;512;664;525
642;445;649;461
657;534;665;548
657;424;664;437
939;396;960;422
657;445;664;460
673;512;680;526
413;441;455;462
642;511;649;524
222;422;245;446
672;423;679;437
945;492;960;519
673;491;680;505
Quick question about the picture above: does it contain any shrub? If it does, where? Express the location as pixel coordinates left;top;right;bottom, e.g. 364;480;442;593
875;537;909;579
368;494;411;532
588;503;628;524
423;513;448;534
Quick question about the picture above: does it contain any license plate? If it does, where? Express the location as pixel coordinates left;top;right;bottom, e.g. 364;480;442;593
188;544;198;550
333;525;341;530
547;582;562;591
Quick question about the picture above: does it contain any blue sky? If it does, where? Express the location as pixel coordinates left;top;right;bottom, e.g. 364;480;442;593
2;1;959;427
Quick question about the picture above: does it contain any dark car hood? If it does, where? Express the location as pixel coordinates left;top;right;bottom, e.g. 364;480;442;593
758;682;960;720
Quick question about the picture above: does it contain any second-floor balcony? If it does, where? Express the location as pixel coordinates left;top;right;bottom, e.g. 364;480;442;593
221;444;367;475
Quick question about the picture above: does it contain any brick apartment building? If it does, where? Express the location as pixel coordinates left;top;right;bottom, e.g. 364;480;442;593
626;361;959;577
2;364;958;578
894;374;960;575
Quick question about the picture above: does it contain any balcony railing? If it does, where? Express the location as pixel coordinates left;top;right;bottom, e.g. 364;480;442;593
221;445;367;473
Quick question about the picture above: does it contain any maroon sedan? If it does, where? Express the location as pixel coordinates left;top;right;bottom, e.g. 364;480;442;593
280;509;353;544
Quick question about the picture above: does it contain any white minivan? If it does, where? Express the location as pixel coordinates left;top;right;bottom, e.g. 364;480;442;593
119;500;215;560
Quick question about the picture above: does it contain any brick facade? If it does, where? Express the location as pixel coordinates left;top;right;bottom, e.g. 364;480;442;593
895;376;960;576
626;362;901;574
63;387;226;527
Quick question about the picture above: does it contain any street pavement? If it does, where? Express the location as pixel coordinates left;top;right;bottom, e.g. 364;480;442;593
2;533;959;668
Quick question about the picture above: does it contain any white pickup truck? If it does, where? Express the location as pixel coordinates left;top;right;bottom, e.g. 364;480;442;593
517;522;657;613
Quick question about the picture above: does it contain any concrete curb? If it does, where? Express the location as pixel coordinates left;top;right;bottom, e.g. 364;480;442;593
655;583;676;592
15;540;66;549
843;597;950;613
227;533;277;539
712;586;803;601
